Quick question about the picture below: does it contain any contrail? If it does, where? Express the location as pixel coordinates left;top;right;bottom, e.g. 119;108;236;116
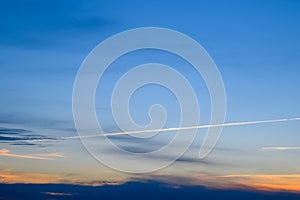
63;117;300;140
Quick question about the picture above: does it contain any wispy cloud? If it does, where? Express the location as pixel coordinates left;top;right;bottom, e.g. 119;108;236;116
261;147;300;151
0;149;63;160
0;127;56;146
43;192;74;196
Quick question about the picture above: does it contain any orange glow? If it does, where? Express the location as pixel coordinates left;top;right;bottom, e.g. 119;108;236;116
1;168;299;193
0;170;66;184
196;174;300;193
0;169;126;186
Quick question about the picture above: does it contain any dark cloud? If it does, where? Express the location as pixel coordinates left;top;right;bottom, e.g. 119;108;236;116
0;128;29;134
10;142;36;146
105;130;176;153
107;135;236;160
0;127;56;146
176;156;213;164
113;141;167;153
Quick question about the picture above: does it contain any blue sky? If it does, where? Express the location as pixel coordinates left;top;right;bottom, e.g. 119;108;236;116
0;0;300;195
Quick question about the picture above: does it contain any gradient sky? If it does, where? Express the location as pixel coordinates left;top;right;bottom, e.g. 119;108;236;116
0;0;300;195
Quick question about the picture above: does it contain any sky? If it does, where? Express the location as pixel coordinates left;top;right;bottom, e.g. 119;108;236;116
0;0;300;198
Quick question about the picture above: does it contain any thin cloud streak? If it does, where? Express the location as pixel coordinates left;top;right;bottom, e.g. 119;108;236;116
64;117;300;139
43;192;74;196
0;149;63;160
261;147;300;151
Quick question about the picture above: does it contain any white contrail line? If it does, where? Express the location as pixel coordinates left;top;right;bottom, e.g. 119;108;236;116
63;117;300;140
